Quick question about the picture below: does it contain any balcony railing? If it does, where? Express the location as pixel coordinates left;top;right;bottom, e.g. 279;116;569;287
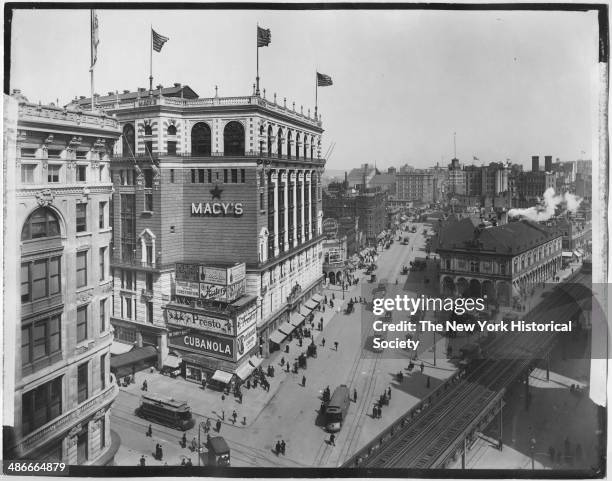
13;376;118;457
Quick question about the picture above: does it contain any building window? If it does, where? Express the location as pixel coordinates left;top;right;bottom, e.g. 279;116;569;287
100;353;107;390
21;256;61;303
144;124;152;136
21;314;61;367
76;203;87;233
241;169;246;183
191;122;212;155
122;124;135;156
144;170;153;188
146;273;153;291
167;124;177;136
167;141;177;154
147;301;153;324
76;251;88;288
198;169;205;183
125;298;132;319
145;192;153;211
99;201;106;229
170;169;175;183
21;164;36;183
47;164;60;183
77;362;88;404
224;169;228;183
77;305;88;343
21;377;62;435
21;208;60;241
445;259;451;270
121;270;135;290
99;247;106;281
231;169;238;183
100;298;106;332
470;261;479;273
500;263;506;275
191;169;196;183
20;147;37;158
77;430;88;464
77;165;87;182
208;169;212;183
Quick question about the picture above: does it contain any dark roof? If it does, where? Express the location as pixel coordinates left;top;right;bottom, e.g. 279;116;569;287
208;436;230;454
436;218;560;255
110;345;157;369
70;85;199;107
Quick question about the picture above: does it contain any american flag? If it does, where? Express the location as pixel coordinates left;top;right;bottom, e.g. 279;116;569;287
152;29;169;52
257;26;271;47
317;72;333;87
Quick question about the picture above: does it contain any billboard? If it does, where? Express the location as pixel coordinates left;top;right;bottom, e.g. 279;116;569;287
165;307;234;336
200;266;227;285
323;218;339;239
176;263;200;282
169;330;234;360
236;303;257;335
175;280;200;298
236;326;257;360
228;263;246;284
199;278;246;303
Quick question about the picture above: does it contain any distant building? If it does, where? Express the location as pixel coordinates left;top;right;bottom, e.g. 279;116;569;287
356;189;387;244
516;171;556;207
436;217;562;306
395;170;435;203
447;158;466;196
370;173;396;195
346;163;377;189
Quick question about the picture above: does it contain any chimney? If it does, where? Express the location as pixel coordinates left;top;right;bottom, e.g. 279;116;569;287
174;82;181;87
344;171;348;188
79;96;86;100
544;155;552;172
123;90;130;94
138;87;146;93
531;155;539;172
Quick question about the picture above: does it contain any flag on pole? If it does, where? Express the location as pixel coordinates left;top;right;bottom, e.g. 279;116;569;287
90;10;99;70
473;156;479;161
257;26;271;47
317;72;333;87
152;29;169;52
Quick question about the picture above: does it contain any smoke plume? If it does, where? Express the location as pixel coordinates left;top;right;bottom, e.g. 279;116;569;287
508;188;582;222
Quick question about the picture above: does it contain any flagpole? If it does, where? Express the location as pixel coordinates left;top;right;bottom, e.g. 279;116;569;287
149;25;153;95
90;10;94;111
256;24;260;96
315;72;318;120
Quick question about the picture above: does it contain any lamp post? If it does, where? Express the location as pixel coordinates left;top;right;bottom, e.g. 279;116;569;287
197;421;207;466
530;437;536;470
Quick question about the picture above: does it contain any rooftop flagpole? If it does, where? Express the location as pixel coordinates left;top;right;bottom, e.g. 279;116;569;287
149;24;153;94
315;71;318;119
90;10;94;110
256;23;260;95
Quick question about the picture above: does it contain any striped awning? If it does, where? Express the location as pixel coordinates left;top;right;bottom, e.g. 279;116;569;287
299;305;312;317
235;361;256;381
279;321;297;335
290;312;305;327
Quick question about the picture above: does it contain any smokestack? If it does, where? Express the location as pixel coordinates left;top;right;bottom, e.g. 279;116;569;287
531;156;539;172
363;163;368;191
344;171;348;187
544;155;552;172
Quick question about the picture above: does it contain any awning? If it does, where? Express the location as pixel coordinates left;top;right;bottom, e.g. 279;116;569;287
290;312;305;327
300;305;312;317
573;250;582;258
235;361;256;381
110;345;157;370
562;251;574;258
164;355;181;369
269;330;287;345
278;321;297;335
304;300;318;310
211;370;233;384
311;293;323;304
110;341;134;356
249;356;263;369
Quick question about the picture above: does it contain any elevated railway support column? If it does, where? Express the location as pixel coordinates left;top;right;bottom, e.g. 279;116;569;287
498;397;503;451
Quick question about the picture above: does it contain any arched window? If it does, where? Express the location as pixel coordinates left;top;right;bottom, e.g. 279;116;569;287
303;136;308;159
191;122;211;156
277;128;283;158
167;124;177;136
122;124;135;156
295;133;300;159
224;121;245;156
287;131;293;158
21;208;61;241
144;124;152;136
267;125;273;157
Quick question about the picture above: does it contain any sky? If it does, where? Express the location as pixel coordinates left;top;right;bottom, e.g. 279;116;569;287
9;7;600;172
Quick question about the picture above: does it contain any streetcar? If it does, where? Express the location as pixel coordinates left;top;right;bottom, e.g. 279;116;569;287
205;436;231;466
325;385;351;432
136;392;195;431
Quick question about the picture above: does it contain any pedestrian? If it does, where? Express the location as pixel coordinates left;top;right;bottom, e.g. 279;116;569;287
302;375;306;387
181;432;187;448
387;386;392;398
280;357;285;366
158;445;163;461
185;458;192;466
426;376;431;388
286;363;290;372
322;338;326;347
243;416;247;425
329;433;336;446
205;418;211;433
232;410;237;424
140;455;146;467
275;441;281;456
420;362;425;373
378;405;383;419
181;458;186;466
142;380;148;391
281;440;286;455
353;388;357;402
216;419;222;432
334;341;339;351
372;405;377;418
146;424;152;437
